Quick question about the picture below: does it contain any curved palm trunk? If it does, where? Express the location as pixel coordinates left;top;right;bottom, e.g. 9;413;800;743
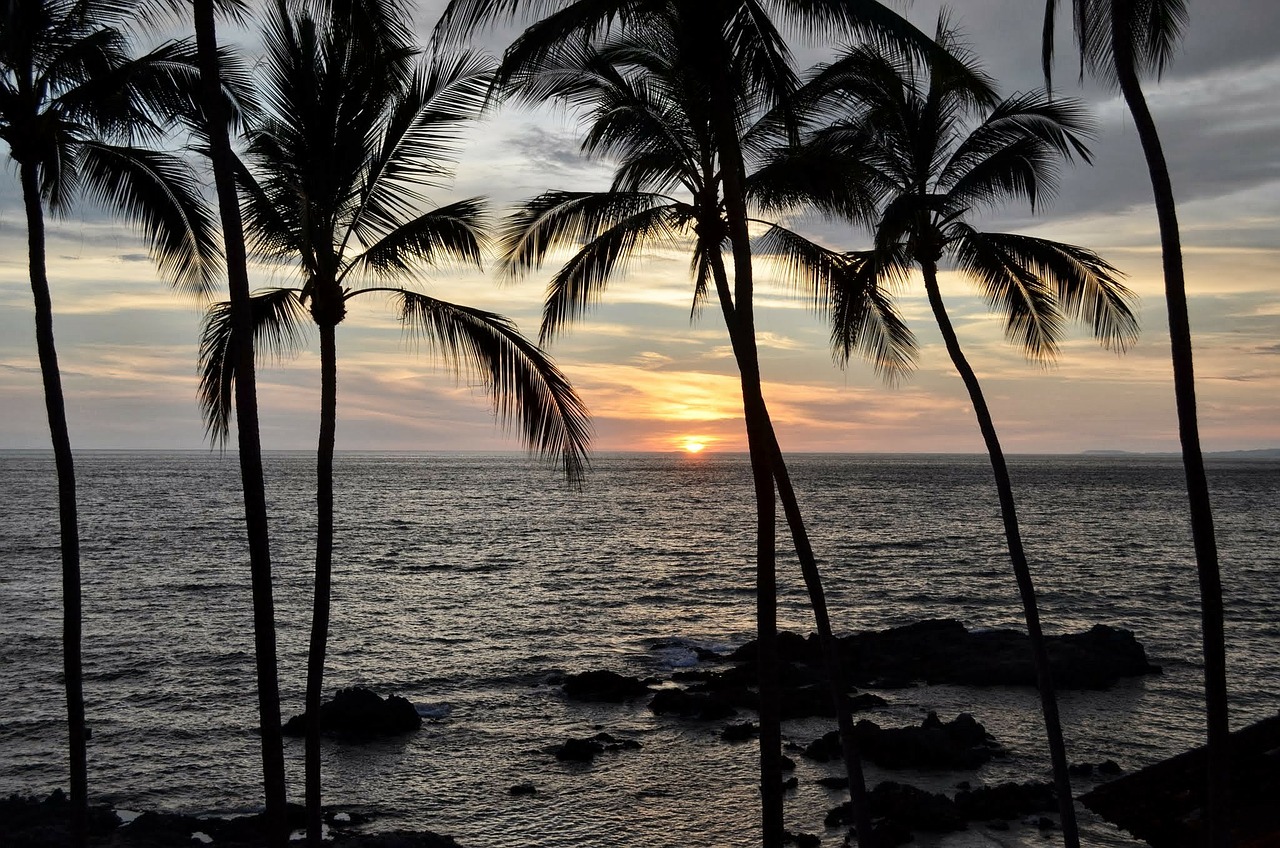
766;439;876;846
192;5;289;844
921;263;1079;845
306;322;339;847
1110;18;1230;846
702;52;784;848
22;162;89;848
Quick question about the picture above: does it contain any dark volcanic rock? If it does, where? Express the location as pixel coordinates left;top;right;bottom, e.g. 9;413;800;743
283;687;421;739
1081;713;1280;848
953;781;1056;820
0;791;120;847
731;619;1159;692
562;669;654;702
807;712;1000;770
721;721;758;742
826;779;1058;844
554;731;642;763
846;619;1160;690
508;782;537;796
648;687;736;720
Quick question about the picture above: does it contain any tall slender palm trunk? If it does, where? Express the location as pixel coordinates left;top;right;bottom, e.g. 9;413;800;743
1110;17;1230;847
22;161;89;848
767;438;875;846
922;263;1079;846
710;256;784;845
306;322;340;847
192;5;289;843
702;50;784;847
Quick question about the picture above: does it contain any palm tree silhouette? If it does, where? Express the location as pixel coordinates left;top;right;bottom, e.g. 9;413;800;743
1044;2;1230;842
1;2;219;841
188;0;291;841
491;10;923;843
773;29;1139;845
434;5;958;846
196;1;590;843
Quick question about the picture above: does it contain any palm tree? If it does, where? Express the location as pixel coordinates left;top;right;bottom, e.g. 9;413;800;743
187;0;291;842
435;5;962;846
492;11;919;844
0;2;219;841
1043;3;1230;843
197;1;590;843
769;31;1139;845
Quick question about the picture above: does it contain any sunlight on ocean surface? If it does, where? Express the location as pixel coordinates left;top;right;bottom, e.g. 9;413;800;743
1;451;1277;847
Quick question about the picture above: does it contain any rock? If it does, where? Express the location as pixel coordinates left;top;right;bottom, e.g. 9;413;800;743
1081;713;1280;848
508;782;536;796
953;781;1056;821
554;732;641;763
282;687;421;739
0;791;121;847
555;737;602;762
857;712;1001;770
1099;759;1123;775
648;688;736;720
871;781;967;832
827;781;964;837
731;618;1159;692
806;712;999;770
783;829;820;847
782;776;799;792
721;721;758;742
817;776;849;790
562;670;654;702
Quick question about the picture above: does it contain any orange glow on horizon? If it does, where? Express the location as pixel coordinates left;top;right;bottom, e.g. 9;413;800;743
681;437;709;453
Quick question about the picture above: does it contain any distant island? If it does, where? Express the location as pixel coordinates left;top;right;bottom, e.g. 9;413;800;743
1083;449;1280;459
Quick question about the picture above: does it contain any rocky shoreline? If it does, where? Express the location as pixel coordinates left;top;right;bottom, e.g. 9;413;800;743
5;619;1160;847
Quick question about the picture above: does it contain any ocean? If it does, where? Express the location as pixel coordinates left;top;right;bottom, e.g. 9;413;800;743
1;450;1277;846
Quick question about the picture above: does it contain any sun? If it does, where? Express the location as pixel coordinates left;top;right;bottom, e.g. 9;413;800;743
681;438;707;454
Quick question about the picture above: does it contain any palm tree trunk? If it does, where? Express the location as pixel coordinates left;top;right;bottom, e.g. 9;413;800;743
22;161;89;848
1110;17;1230;846
921;262;1079;846
766;438;876;846
306;322;339;847
192;5;289;844
704;46;784;848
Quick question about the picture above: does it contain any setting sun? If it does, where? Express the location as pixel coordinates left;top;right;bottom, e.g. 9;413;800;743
681;439;708;453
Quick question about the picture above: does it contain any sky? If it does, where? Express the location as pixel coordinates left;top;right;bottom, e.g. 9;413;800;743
2;0;1278;456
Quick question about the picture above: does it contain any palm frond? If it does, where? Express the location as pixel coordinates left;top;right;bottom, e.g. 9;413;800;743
538;200;685;342
949;225;1066;361
778;0;998;108
351;50;495;249
940;91;1093;213
951;226;1138;352
77;141;221;296
397;290;592;482
824;245;916;380
500;189;673;277
348;196;488;283
747;127;886;225
197;288;309;445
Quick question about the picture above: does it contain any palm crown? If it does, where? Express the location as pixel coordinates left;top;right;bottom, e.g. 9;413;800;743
778;30;1139;363
0;0;220;293
197;0;589;478
499;6;906;372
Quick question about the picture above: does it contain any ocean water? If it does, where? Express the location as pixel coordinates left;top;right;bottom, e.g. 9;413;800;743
0;450;1277;847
